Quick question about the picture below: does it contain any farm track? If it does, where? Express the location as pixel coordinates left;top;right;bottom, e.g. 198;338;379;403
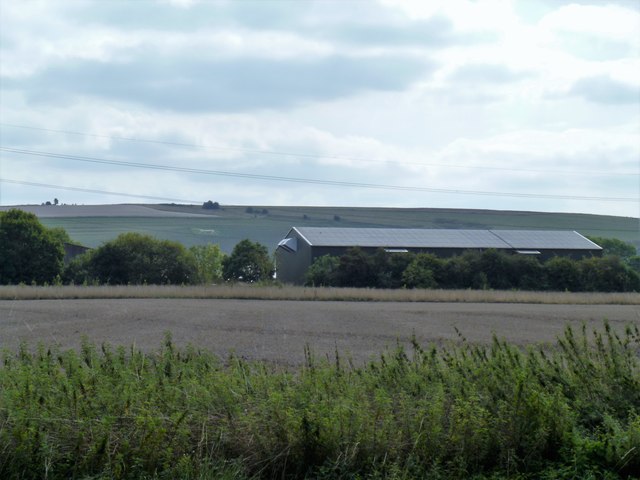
1;299;638;365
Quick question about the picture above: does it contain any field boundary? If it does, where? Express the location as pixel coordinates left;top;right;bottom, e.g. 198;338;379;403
1;285;638;304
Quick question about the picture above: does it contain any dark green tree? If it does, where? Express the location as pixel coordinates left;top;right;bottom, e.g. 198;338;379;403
0;209;65;284
508;255;546;290
578;256;640;292
545;256;582;291
86;233;195;285
370;249;415;288
333;247;376;287
222;239;274;282
479;249;513;289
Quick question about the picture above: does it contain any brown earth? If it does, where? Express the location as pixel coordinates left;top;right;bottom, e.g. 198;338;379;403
1;299;638;365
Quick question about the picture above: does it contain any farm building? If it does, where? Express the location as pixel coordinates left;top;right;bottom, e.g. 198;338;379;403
275;227;603;284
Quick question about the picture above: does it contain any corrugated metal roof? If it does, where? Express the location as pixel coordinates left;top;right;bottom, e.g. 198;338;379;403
293;227;510;248
491;230;602;250
291;227;602;250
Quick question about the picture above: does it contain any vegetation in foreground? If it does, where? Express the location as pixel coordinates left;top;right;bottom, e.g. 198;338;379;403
1;323;638;479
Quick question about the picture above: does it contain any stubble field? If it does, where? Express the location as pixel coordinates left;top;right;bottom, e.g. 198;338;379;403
1;298;637;364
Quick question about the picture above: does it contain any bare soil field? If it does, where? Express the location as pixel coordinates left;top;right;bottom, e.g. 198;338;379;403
1;299;638;365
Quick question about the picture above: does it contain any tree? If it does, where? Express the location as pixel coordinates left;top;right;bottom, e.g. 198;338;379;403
578;256;640;292
202;200;220;210
87;233;196;285
0;209;65;284
189;244;224;284
371;249;415;288
402;254;442;289
544;256;581;291
333;247;375;287
53;198;59;206
222;239;274;282
304;255;340;286
587;237;636;260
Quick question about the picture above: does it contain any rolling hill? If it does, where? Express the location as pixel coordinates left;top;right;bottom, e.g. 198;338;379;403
3;204;638;253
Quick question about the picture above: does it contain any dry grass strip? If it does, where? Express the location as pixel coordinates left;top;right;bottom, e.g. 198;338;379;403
0;285;638;304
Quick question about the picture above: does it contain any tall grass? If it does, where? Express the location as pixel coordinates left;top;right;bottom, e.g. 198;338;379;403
1;323;638;479
1;284;639;304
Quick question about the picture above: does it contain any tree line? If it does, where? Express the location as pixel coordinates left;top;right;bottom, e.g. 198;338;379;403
0;209;273;286
304;246;640;292
2;208;638;292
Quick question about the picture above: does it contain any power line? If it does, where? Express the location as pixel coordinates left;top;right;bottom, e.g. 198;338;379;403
0;179;201;204
0;122;636;177
1;147;637;202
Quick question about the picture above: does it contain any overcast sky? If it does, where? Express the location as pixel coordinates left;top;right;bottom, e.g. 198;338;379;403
1;0;638;217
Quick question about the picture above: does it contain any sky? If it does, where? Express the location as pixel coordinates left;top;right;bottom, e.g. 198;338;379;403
0;0;639;218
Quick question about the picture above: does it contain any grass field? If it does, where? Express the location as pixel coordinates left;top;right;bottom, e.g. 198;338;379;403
28;204;638;252
1;284;639;304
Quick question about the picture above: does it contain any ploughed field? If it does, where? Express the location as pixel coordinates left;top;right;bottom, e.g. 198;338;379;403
1;299;637;364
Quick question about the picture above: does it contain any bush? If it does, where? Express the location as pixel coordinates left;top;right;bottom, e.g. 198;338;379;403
578;256;640;292
402;253;443;288
545;256;582;291
304;255;340;286
333;247;375;287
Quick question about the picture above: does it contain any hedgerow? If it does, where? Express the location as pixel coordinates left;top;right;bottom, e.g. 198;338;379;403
305;248;640;292
1;323;638;479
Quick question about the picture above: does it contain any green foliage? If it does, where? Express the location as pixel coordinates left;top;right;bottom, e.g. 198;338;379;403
588;236;637;260
371;249;415;288
188;244;225;284
0;323;638;479
333;247;376;287
71;233;196;285
222;239;274;282
304;255;340;286
302;247;639;292
545;256;581;291
0;209;65;285
402;253;441;288
578;256;640;292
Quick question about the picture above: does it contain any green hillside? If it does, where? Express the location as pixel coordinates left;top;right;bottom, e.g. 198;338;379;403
38;204;639;253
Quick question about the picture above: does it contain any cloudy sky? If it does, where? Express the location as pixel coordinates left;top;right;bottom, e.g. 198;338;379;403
0;0;638;217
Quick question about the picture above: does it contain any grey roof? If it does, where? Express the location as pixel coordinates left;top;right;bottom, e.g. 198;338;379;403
491;230;602;250
290;227;602;251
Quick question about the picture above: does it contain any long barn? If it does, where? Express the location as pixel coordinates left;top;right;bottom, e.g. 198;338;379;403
275;227;602;284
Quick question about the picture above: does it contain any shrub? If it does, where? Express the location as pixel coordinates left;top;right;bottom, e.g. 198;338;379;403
402;253;443;288
304;255;340;286
333;247;375;287
545;256;582;291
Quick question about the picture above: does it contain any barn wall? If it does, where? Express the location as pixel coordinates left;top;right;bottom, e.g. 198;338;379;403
275;230;313;284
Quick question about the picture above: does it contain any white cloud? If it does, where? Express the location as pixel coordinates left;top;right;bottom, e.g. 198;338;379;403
0;0;638;217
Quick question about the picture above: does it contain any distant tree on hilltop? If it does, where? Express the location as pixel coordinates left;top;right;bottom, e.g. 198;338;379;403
202;200;220;210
